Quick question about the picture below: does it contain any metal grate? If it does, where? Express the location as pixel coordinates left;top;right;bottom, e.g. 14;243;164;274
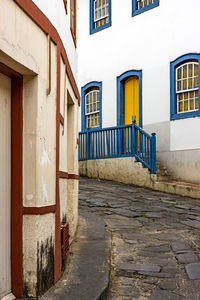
61;222;70;260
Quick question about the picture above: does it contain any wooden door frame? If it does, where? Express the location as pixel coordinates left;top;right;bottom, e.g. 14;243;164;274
117;70;143;127
0;63;23;297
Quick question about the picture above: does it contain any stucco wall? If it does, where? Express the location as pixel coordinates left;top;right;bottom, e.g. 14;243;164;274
32;0;77;78
0;0;79;297
79;157;152;188
77;0;200;183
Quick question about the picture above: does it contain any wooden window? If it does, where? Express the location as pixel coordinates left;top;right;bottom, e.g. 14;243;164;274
81;82;102;131
137;0;156;9
90;0;111;34
94;0;109;29
170;54;200;120
85;89;100;128
132;0;159;16
176;62;199;113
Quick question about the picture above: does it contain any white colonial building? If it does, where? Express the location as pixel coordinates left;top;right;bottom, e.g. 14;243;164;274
78;0;200;194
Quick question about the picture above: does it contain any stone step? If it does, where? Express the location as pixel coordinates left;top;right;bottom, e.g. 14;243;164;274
153;179;200;199
156;161;174;182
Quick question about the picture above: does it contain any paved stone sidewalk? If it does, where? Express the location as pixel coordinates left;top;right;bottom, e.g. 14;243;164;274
79;176;200;300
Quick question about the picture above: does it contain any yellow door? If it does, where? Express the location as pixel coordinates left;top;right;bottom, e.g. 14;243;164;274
124;76;139;125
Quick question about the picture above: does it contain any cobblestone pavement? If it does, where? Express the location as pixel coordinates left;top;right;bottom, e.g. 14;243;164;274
79;177;200;300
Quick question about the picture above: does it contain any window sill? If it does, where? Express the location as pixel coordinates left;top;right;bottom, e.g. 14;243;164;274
90;22;111;35
170;110;200;121
132;1;159;17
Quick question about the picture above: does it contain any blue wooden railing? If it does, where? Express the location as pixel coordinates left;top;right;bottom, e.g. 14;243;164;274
79;120;156;174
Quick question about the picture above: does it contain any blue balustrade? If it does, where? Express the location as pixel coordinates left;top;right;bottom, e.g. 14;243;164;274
78;121;156;174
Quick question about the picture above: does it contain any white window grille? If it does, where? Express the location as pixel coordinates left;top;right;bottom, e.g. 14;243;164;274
137;0;156;9
94;0;109;28
85;89;100;128
176;61;199;113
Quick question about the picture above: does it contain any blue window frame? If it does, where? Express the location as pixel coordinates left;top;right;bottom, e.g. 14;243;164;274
90;0;111;35
81;81;102;131
132;0;159;17
170;54;200;120
117;70;143;127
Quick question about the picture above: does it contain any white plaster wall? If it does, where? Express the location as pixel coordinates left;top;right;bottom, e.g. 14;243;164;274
170;118;200;151
77;0;200;151
32;0;77;78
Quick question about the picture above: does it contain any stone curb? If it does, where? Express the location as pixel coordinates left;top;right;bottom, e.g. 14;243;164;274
40;210;111;300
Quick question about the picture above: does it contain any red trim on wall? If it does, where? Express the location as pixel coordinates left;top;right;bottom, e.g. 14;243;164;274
60;114;64;126
0;62;22;79
68;174;79;180
11;77;23;297
59;171;68;179
63;0;68;14
48;35;52;95
14;0;80;105
55;45;62;283
58;171;79;180
23;205;56;215
70;0;77;47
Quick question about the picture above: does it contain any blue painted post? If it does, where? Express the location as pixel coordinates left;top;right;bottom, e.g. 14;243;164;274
131;119;136;156
78;133;80;160
86;131;90;160
95;131;97;158
127;127;130;155
114;129;116;157
116;128;118;155
100;131;102;158
151;132;156;174
135;126;138;156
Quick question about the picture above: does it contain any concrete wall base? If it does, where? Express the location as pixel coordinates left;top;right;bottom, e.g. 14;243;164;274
79;158;200;200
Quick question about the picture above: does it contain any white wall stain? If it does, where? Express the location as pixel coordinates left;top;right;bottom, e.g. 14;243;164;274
29;139;33;149
40;149;51;165
42;176;48;203
26;194;33;201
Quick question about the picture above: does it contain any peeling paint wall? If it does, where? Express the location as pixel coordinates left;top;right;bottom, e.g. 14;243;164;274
67;180;79;241
0;0;79;298
23;214;55;297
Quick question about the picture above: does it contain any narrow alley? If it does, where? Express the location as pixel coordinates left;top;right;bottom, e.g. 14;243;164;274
79;177;200;300
43;177;200;300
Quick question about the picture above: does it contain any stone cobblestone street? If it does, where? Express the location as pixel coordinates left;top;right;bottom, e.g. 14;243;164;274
79;177;200;300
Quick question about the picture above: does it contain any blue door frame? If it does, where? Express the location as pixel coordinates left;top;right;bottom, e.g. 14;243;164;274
117;70;143;127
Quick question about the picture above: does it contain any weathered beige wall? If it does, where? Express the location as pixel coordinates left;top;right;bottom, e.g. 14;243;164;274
36;40;57;208
0;74;11;298
0;0;79;297
66;88;79;241
67;180;79;241
79;157;152;188
23;214;55;297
